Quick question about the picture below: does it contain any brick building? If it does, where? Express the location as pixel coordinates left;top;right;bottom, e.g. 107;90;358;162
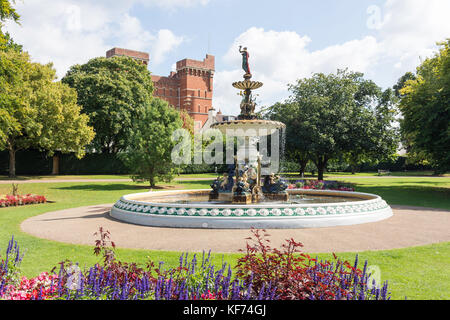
106;47;150;65
106;48;215;130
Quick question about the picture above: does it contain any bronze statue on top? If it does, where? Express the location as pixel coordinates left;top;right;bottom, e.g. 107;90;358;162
233;46;263;120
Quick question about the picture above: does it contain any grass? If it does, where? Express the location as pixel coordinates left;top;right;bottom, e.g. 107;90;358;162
0;176;449;300
0;174;131;180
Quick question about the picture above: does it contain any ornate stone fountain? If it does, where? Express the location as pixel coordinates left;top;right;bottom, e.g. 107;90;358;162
210;47;288;205
109;47;393;229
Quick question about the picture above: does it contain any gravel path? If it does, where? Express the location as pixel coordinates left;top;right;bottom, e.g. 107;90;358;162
20;205;450;254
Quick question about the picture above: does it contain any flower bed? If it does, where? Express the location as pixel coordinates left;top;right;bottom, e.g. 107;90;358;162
0;228;392;301
287;180;355;192
0;194;47;208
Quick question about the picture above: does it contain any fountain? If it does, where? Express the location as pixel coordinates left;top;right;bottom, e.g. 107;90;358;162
110;47;393;229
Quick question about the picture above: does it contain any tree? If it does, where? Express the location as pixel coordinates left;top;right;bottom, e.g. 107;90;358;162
0;0;20;48
264;102;312;177
399;40;450;174
62;56;154;154
393;72;416;99
0;50;95;177
265;69;399;180
120;98;184;188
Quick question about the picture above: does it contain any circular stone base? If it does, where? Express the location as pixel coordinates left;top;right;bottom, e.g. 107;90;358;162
109;189;393;229
20;205;450;253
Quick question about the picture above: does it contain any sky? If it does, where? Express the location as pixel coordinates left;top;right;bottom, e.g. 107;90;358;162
4;0;450;115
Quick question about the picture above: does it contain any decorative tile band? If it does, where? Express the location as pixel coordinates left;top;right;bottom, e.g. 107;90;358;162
112;198;389;218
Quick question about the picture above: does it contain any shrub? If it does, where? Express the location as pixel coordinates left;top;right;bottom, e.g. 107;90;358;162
0;229;391;300
0;195;47;208
235;229;390;300
288;180;355;192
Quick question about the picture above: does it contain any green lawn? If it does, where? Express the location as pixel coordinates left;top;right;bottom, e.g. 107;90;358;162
0;176;449;300
0;174;131;180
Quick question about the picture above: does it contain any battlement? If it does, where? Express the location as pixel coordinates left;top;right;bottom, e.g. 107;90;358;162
106;48;150;65
176;54;215;72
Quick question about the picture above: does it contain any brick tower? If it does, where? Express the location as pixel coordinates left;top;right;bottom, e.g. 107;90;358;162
152;55;215;129
106;48;215;129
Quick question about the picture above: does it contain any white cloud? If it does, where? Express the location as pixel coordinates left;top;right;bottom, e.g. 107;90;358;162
4;0;187;79
214;0;450;115
152;30;185;65
214;28;381;115
136;0;211;10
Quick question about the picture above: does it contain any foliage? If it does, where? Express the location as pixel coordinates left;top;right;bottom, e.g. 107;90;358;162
0;236;24;291
399;40;450;174
235;229;390;300
0;0;20;50
265;69;399;180
0;50;95;177
0;0;19;23
120;97;184;187
287;180;355;192
0;194;46;207
0;229;393;300
393;72;416;99
62;56;154;154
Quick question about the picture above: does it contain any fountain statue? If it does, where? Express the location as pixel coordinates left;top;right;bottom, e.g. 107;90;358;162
109;46;394;229
208;46;289;204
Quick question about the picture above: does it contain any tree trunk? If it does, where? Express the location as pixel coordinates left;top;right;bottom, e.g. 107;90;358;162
9;149;16;178
52;155;60;175
317;156;328;181
149;176;156;188
299;159;308;178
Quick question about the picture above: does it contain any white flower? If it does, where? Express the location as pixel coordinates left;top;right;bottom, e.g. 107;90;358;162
222;209;232;216
306;208;316;216
199;209;208;216
143;206;150;213
234;209;244;216
283;208;293;216
158;207;167;214
344;206;353;213
260;209;270;216
295;208;306;216
167;208;176;215
317;207;327;215
187;209;197;216
327;207;337;215
247;209;257;216
177;208;186;216
210;209;220;216
336;207;346;214
136;206;144;212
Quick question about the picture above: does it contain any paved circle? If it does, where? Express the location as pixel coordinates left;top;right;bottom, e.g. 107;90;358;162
21;204;450;253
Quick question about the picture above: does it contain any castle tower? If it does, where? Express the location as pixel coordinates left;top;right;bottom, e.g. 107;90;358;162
106;48;215;128
175;54;215;126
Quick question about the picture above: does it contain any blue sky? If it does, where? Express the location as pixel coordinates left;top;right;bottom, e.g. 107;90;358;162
5;0;450;115
131;0;386;75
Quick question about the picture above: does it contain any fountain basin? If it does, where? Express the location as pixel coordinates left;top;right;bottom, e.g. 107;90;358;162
110;189;393;229
211;119;285;136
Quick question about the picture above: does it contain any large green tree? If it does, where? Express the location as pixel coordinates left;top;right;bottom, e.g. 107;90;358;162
120;97;184;188
399;40;450;174
0;50;95;177
265;69;399;180
62;56;154;154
